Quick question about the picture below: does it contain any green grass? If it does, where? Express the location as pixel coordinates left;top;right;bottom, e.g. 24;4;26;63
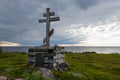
0;52;42;80
53;53;120;80
0;52;120;80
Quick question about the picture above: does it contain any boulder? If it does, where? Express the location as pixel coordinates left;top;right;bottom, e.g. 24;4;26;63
0;76;7;80
38;67;56;80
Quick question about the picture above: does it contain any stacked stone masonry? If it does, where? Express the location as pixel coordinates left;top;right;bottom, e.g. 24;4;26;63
28;46;65;68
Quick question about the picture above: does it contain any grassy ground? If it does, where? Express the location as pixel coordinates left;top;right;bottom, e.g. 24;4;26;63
0;52;43;80
53;53;120;80
0;52;120;80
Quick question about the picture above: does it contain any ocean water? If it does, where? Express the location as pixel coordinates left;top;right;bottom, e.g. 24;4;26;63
1;46;120;53
65;46;120;53
1;46;29;52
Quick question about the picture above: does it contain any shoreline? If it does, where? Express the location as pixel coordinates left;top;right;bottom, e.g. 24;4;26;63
1;46;120;54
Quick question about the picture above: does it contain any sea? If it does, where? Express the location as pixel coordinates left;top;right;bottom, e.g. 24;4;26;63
1;46;120;54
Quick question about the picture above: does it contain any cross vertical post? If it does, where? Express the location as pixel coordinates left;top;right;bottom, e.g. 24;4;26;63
46;8;50;46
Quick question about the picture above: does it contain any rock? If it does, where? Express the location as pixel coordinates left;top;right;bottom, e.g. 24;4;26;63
56;62;70;71
72;56;80;60
82;51;97;54
0;76;7;80
38;67;56;80
5;67;12;72
73;73;83;77
14;78;24;80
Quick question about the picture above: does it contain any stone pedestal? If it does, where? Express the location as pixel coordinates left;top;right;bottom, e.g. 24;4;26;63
28;45;65;68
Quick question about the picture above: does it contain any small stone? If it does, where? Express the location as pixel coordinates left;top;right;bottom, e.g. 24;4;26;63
5;68;12;72
14;78;24;80
73;73;83;77
38;67;56;80
0;76;7;80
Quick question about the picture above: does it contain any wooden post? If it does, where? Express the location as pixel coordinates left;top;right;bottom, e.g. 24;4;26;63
46;8;50;46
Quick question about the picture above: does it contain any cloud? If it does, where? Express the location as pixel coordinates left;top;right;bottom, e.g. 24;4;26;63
75;0;101;9
0;0;120;46
0;0;43;43
65;16;120;46
0;41;22;46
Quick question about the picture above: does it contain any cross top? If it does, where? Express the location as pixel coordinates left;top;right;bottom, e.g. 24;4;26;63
39;8;60;47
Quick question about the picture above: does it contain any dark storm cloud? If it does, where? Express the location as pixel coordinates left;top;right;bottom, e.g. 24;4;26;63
0;0;32;25
0;0;41;43
75;0;101;9
39;0;66;13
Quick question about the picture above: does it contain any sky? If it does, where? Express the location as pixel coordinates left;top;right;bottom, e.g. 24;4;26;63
0;0;120;46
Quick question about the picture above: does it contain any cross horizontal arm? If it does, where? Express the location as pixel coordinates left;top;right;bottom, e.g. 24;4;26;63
39;19;46;23
43;12;55;17
43;28;54;44
50;17;60;22
39;17;60;23
49;29;54;37
43;37;46;44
